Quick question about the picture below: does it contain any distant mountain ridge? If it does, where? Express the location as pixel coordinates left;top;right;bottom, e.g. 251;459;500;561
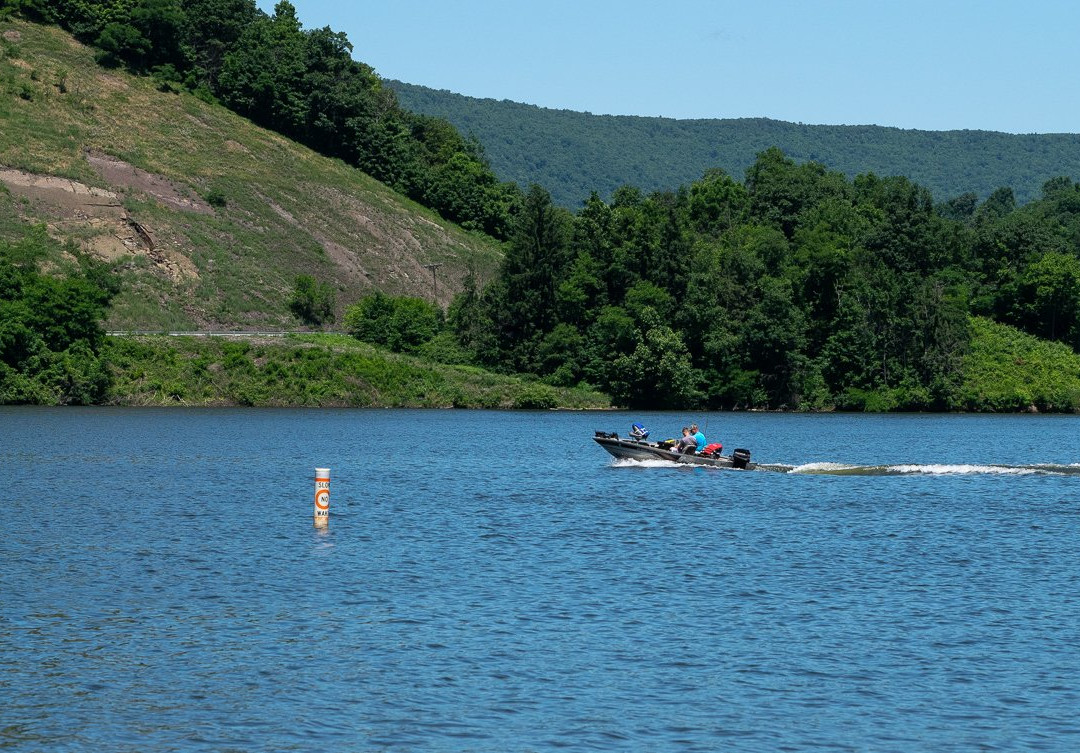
390;81;1080;209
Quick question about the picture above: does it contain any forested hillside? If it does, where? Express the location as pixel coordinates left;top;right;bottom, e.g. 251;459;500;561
391;81;1080;210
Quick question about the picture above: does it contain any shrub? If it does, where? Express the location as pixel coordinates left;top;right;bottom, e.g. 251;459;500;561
345;292;441;353
203;188;227;208
288;275;335;327
513;383;558;409
1;230;117;405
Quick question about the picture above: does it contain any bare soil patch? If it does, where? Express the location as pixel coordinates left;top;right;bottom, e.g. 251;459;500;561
86;151;213;214
0;164;198;281
0;167;124;215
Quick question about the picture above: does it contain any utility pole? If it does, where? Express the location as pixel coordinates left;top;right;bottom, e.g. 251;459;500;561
423;263;442;303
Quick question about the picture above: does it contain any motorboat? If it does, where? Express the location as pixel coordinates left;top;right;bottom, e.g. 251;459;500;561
594;430;754;469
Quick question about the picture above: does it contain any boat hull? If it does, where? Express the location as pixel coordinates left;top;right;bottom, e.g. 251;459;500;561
594;434;754;469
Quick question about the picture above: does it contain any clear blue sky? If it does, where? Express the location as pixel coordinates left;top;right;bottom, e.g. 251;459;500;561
257;0;1079;134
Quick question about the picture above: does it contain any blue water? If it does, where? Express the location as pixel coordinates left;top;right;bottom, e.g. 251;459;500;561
2;408;1079;752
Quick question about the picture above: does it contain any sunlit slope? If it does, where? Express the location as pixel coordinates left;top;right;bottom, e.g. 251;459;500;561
960;317;1080;412
0;21;502;330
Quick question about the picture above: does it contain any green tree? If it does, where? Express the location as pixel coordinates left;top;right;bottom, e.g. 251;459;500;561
288;274;335;326
976;186;1017;223
855;173;951;273
608;309;701;408
907;275;970;408
937;192;979;224
555;251;605;328
687;168;750;237
745;147;851;238
345;293;441;353
534;323;586;386
971;211;1063;325
217;1;307;138
131;0;185;67
490;185;571;371
180;0;258;88
788;197;868;353
344;290;394;345
582;305;637;389
741;275;808;407
387;297;441;353
1014;251;1080;346
447;274;498;366
94;20;151;68
0;230;117;405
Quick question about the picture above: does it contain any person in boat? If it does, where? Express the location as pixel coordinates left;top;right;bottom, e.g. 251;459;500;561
675;426;697;454
690;423;706;454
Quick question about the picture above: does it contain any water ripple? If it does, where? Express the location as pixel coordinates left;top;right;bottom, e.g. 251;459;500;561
2;408;1080;751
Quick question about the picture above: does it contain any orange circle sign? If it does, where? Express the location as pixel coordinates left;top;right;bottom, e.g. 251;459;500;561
315;489;330;510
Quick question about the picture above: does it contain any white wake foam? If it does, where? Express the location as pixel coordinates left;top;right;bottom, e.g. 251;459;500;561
788;462;1045;476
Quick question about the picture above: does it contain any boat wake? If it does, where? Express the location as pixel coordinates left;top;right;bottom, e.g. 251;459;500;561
609;458;1080;476
781;462;1080;477
610;457;691;469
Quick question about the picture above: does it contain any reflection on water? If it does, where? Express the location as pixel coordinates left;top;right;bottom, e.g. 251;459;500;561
2;408;1079;752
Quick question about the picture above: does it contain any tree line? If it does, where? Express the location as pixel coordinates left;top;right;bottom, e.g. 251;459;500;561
349;150;1080;411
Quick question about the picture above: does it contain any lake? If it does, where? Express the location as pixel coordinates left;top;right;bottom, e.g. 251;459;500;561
2;408;1079;752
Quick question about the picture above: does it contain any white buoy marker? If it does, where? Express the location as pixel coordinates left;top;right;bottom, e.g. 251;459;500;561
314;467;330;528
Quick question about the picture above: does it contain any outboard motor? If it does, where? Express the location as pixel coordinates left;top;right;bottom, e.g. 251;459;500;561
629;423;650;441
732;448;752;469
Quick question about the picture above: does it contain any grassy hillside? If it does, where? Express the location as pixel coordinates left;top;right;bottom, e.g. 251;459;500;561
0;21;503;331
960;318;1080;412
391;81;1080;209
104;334;611;409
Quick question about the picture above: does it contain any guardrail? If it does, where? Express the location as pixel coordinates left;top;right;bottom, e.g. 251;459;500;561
104;331;316;337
